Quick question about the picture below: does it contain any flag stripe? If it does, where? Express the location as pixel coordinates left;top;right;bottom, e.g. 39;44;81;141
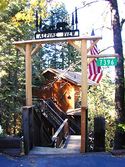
88;41;102;83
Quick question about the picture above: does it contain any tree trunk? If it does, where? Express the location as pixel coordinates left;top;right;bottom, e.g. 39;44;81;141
108;0;125;149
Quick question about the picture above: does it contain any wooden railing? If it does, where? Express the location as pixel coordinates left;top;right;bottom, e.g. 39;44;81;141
45;99;79;134
44;100;64;125
52;119;69;148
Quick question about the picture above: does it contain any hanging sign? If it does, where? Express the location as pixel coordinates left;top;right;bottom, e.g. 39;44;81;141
35;7;80;39
96;57;118;66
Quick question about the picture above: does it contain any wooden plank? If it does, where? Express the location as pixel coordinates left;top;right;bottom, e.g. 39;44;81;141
52;119;68;141
87;54;118;64
25;44;32;106
13;36;102;45
87;54;118;58
80;40;88;153
66;108;81;115
64;135;81;150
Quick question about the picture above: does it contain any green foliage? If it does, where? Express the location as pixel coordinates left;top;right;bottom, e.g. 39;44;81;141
118;123;125;132
0;0;49;135
32;49;46;87
88;71;116;151
0;0;9;11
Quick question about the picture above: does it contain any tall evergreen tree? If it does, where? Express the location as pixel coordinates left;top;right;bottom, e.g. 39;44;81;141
0;0;50;135
106;0;125;149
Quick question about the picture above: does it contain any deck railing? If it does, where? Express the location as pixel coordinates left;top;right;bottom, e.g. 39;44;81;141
52;118;69;148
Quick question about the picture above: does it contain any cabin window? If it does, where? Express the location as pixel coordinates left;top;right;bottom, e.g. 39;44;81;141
67;95;71;99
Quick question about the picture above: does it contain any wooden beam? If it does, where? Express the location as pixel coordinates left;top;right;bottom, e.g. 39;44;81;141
80;40;88;153
87;54;118;58
31;43;42;56
87;39;100;53
87;58;95;64
68;40;111;58
52;119;68;141
68;40;81;52
15;45;25;55
25;44;32;106
13;36;102;45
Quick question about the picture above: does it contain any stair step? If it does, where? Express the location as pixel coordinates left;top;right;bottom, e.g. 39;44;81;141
64;135;81;150
29;146;80;155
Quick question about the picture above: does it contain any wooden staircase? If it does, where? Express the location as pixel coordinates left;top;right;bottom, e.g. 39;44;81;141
44;99;80;134
33;99;80;148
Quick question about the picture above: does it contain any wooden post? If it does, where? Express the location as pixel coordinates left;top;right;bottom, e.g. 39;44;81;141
29;107;34;149
22;106;30;155
22;106;34;155
80;40;88;153
25;44;32;106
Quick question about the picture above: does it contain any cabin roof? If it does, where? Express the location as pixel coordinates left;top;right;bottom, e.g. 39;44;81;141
42;68;97;86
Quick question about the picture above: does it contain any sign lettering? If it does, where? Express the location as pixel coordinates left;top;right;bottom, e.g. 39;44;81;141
96;58;118;66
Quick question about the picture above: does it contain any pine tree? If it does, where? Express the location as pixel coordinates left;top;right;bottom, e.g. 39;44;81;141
106;0;125;149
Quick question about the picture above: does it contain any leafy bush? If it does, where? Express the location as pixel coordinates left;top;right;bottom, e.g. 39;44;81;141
88;73;116;151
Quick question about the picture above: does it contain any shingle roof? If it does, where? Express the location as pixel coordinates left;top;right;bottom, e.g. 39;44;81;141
43;68;97;86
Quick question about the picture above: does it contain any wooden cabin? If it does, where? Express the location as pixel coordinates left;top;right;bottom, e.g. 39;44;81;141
33;68;96;112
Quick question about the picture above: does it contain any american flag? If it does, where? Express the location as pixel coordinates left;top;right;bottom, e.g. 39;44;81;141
88;30;103;83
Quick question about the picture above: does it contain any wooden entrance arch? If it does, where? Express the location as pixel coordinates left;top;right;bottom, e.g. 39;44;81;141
13;36;103;153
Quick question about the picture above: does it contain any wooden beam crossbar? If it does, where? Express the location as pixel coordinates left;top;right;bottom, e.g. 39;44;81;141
87;54;118;58
12;36;102;45
68;40;81;53
68;39;100;54
31;43;42;56
15;43;43;57
87;39;100;53
15;45;25;55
